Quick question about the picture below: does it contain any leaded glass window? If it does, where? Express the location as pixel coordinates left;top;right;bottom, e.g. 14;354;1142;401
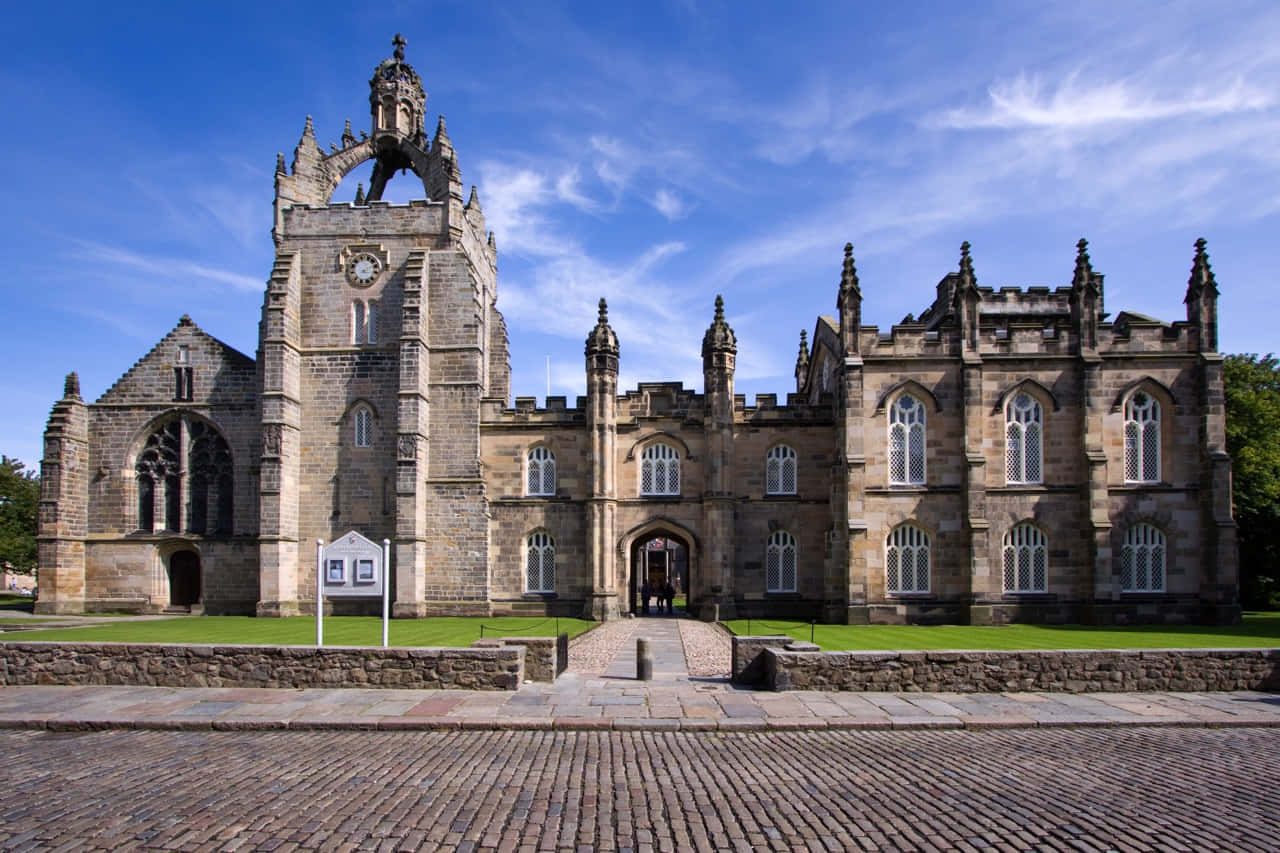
889;394;926;485
766;531;797;593
526;532;555;593
766;445;797;495
1005;393;1043;484
1124;392;1161;483
527;446;556;496
1121;523;1166;593
135;416;233;535
353;301;365;344
1002;523;1047;593
886;524;931;593
354;407;372;448
641;443;680;496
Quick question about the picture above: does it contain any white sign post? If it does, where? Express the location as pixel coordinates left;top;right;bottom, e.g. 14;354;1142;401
315;531;391;648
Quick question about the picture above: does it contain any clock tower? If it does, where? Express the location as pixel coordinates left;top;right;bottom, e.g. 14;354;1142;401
257;36;507;617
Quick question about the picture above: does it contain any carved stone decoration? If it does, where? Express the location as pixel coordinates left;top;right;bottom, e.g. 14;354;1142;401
262;424;283;458
397;433;417;460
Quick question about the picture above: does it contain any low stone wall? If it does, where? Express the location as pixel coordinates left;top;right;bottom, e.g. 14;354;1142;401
731;635;794;685
0;642;525;690
470;635;566;682
761;646;1280;692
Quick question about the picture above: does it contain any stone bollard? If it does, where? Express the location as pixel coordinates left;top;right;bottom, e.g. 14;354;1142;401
636;637;653;681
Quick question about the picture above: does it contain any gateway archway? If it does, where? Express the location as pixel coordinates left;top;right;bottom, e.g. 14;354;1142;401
622;520;698;617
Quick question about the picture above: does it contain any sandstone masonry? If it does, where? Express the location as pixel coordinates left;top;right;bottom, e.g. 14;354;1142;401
36;37;1239;627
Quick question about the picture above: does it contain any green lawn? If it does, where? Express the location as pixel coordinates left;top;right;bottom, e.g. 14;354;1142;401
8;615;595;647
725;612;1280;651
0;594;35;613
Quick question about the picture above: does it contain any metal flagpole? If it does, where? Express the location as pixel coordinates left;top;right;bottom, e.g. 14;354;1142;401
315;538;324;647
382;539;391;648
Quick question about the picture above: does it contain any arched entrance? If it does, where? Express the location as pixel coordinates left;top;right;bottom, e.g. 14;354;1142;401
168;550;201;609
623;521;696;617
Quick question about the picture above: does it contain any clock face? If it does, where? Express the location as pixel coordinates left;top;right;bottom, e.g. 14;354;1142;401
349;253;381;285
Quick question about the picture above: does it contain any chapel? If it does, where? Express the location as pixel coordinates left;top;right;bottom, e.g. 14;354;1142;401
36;38;1239;625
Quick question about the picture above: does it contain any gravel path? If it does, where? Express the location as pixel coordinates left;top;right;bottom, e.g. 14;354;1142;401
677;617;732;677
568;616;730;677
567;618;640;674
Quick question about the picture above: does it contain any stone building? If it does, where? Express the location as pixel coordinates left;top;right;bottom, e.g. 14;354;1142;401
36;38;1239;625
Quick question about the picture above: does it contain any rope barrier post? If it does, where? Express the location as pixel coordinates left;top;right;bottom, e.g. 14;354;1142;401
811;619;816;644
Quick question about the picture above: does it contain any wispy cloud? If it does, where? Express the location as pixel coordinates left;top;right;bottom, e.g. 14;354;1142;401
930;72;1271;131
72;241;262;291
651;189;686;221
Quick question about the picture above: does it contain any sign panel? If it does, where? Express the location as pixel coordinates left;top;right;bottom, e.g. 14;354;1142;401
322;530;384;598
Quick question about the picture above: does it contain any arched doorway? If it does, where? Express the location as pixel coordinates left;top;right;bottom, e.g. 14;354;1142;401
168;550;201;609
627;530;691;616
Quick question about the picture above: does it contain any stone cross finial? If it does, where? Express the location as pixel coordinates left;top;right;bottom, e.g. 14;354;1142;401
598;298;608;323
393;33;406;61
714;294;725;321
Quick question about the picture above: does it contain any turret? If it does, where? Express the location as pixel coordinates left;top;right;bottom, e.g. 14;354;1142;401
837;243;862;356
794;329;810;392
1185;238;1219;353
1070;238;1101;352
953;242;982;354
584;299;620;620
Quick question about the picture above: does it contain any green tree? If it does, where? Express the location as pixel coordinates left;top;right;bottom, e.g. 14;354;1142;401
1224;354;1280;608
0;456;39;573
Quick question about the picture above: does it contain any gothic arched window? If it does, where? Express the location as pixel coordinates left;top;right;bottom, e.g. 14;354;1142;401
527;446;556;496
1002;523;1047;593
886;524;930;594
1124;392;1161;483
641;443;681;496
766;531;797;593
1005;392;1043;484
354;407;372;448
526;532;555;593
766;445;797;495
135;416;233;535
1121;523;1166;593
889;394;926;485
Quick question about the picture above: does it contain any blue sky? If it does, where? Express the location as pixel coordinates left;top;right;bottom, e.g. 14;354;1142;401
2;1;1277;469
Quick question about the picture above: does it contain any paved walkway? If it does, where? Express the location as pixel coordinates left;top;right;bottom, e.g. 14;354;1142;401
3;617;1279;731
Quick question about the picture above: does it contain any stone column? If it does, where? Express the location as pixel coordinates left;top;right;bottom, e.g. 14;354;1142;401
584;299;620;620
836;245;867;624
35;373;88;615
701;296;737;620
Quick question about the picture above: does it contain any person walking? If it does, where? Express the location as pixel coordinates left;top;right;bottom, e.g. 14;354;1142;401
640;580;651;616
663;580;676;615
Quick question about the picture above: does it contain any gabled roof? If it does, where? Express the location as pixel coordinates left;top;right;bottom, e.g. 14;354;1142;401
96;315;255;405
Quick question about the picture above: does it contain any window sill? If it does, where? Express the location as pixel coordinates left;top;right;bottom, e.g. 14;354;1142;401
522;592;557;599
886;592;932;598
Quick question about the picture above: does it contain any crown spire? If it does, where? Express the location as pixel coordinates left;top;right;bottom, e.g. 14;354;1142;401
393;32;406;61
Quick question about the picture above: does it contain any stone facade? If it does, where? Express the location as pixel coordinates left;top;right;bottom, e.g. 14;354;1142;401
36;38;1238;625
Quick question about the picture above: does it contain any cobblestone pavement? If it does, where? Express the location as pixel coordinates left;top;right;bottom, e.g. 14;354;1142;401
2;726;1277;851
